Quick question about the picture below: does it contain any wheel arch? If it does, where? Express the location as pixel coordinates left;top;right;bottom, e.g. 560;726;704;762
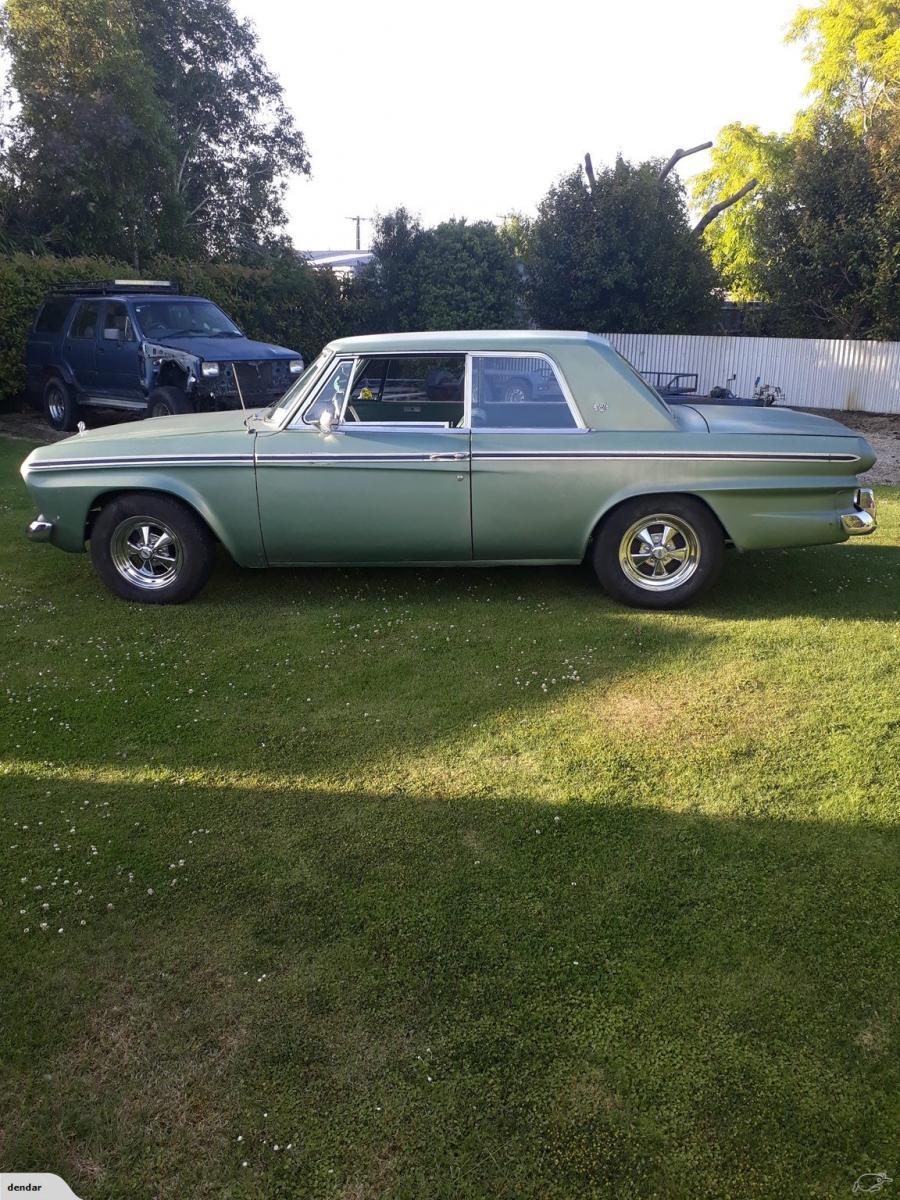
83;484;247;562
584;489;735;559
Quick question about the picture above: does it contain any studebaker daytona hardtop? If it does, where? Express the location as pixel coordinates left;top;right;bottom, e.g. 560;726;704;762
21;331;878;609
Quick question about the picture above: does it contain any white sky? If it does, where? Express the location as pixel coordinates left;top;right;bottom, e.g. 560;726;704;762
232;0;810;251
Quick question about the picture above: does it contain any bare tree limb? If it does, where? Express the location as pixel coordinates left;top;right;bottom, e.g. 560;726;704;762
658;142;713;183
693;178;759;235
584;153;596;193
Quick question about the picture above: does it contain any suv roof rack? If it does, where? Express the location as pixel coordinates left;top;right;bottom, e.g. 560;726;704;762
51;279;181;296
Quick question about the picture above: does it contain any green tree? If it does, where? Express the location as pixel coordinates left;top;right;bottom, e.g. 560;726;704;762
693;0;899;336
788;0;900;131
0;0;181;265
134;0;310;258
348;211;519;332
526;158;720;333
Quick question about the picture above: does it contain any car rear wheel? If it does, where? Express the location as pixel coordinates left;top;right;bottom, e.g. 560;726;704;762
148;386;194;418
592;496;724;609
90;493;214;604
43;376;80;432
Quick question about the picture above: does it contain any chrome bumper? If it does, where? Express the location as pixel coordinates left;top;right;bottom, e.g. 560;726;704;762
27;516;54;542
840;488;877;536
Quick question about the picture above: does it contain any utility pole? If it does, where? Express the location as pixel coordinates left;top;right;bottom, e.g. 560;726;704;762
345;215;372;251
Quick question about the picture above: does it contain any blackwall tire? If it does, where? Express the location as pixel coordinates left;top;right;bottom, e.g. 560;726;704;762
89;492;214;604
43;376;80;432
593;496;725;609
148;387;194;418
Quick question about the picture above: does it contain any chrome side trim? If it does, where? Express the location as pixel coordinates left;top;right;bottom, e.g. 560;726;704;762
25;454;254;472
471;450;860;463
256;453;465;465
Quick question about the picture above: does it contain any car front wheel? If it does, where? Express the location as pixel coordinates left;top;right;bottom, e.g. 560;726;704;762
89;493;214;604
592;496;724;609
148;386;194;418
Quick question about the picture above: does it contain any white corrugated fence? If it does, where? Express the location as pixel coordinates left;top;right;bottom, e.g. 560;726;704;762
599;333;900;414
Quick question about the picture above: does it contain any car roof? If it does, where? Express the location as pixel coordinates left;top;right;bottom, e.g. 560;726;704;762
44;293;211;303
326;330;612;354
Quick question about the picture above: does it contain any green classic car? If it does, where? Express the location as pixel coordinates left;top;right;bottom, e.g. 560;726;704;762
20;331;878;609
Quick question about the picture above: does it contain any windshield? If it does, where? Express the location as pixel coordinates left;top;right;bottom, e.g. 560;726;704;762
133;299;241;339
261;348;334;423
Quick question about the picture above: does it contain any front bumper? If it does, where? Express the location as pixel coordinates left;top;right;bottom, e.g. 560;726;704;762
27;515;54;542
840;487;877;536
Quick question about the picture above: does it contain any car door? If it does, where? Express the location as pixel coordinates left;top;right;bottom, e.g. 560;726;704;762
470;352;594;561
63;301;100;393
255;353;472;564
94;300;143;402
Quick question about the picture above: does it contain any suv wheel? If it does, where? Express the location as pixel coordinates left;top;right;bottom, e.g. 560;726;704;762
148;386;194;418
43;376;80;432
90;492;214;604
592;496;725;609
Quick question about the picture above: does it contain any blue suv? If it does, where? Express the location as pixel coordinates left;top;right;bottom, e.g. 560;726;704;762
26;280;304;431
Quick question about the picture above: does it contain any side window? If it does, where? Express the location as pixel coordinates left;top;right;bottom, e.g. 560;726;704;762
34;298;74;334
345;356;465;426
301;359;354;424
471;356;577;429
102;301;134;342
70;302;100;340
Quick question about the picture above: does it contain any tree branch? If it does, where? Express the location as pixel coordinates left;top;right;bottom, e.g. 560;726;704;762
693;178;759;235
658;142;712;183
584;152;596;193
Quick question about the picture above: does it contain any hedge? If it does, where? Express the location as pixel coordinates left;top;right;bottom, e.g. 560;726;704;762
0;253;347;410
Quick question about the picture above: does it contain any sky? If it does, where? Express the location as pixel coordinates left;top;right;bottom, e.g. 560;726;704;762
231;0;811;252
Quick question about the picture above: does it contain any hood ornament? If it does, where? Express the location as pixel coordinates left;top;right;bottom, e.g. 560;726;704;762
77;421;86;436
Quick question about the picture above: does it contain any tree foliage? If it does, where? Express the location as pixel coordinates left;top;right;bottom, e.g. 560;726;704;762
0;0;309;262
525;159;720;333
348;211;520;332
788;0;900;130
136;0;310;257
694;0;899;337
0;0;180;264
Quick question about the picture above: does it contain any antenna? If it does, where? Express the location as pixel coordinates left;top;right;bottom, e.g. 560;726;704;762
345;215;373;251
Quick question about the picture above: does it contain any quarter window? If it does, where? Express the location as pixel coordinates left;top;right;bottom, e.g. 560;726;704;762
302;359;355;424
102;301;134;341
344;356;465;426
70;302;100;340
471;356;576;429
34;297;74;334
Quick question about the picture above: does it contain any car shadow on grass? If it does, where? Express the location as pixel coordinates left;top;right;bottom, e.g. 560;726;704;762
1;774;896;1199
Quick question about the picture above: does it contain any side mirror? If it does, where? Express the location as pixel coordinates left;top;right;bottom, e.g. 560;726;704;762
317;410;337;433
103;327;123;341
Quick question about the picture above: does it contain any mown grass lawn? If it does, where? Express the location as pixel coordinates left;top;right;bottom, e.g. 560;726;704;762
1;434;898;1199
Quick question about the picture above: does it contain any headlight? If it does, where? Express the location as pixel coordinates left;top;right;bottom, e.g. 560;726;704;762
289;359;304;374
201;362;219;378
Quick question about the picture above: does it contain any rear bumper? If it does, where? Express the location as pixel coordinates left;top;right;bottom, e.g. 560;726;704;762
840;487;877;536
28;515;54;542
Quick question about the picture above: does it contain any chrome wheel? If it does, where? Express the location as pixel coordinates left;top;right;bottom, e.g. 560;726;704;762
618;513;700;592
503;382;529;404
47;384;66;424
110;516;184;591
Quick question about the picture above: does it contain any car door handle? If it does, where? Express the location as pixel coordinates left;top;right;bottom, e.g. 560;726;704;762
428;452;468;461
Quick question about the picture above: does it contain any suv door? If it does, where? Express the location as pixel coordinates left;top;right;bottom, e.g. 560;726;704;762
94;301;143;403
63;301;101;393
255;354;472;564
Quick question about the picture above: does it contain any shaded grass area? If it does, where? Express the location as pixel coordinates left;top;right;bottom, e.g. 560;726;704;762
1;436;898;1198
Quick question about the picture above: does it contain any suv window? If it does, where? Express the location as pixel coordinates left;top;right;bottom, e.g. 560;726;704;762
345;355;465;425
102;301;134;342
34;297;74;335
471;356;577;429
70;301;100;340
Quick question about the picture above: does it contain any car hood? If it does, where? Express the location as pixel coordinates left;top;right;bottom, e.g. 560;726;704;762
680;404;857;437
149;335;299;362
28;410;256;460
